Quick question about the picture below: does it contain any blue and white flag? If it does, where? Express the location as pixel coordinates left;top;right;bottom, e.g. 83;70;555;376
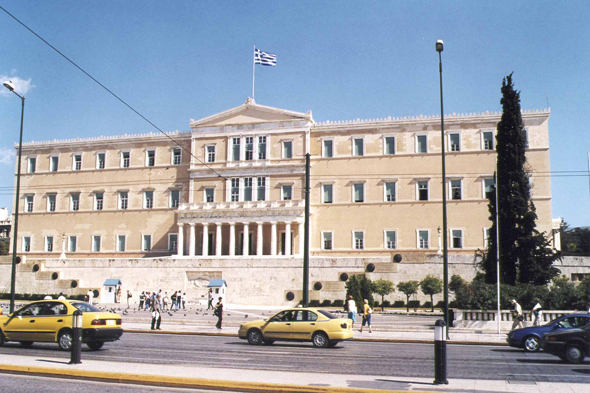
254;48;277;66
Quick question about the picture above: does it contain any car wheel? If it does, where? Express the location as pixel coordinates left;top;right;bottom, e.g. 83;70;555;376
263;339;274;345
328;341;338;348
565;345;585;364
247;329;263;345
523;336;540;352
19;341;34;349
312;332;329;348
58;330;73;351
87;341;104;351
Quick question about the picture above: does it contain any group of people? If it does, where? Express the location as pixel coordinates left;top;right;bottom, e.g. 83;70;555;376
346;296;373;333
138;290;186;312
510;298;543;330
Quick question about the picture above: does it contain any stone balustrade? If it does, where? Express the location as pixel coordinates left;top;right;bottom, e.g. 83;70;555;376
453;309;581;330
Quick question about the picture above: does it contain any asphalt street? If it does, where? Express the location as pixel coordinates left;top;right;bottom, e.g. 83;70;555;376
1;333;589;385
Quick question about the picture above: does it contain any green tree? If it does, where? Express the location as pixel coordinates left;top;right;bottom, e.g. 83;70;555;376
574;276;590;310
373;279;395;308
420;275;443;312
358;274;375;309
344;275;362;313
397;280;419;312
561;222;590;256
0;239;9;255
546;275;577;310
449;275;467;293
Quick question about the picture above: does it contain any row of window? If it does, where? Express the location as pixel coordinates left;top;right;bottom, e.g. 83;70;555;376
22;233;179;253
26;148;183;174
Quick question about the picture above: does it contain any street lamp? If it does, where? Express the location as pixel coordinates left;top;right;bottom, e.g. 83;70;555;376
436;41;450;336
3;80;25;314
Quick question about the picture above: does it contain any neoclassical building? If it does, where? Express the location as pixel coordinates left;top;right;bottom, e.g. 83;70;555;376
12;99;555;260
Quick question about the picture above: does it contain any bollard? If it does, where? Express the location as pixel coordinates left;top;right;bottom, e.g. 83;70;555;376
433;319;448;384
70;310;83;364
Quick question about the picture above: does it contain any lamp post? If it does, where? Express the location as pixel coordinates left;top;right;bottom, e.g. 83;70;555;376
435;41;449;336
3;80;25;314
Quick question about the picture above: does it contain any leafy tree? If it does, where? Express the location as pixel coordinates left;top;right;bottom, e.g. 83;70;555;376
561;222;590;256
449;275;467;293
397;280;419;312
373;279;395;308
344;275;362;313
420;275;443;312
545;275;577;310
0;239;8;255
574;276;590;310
358;274;375;309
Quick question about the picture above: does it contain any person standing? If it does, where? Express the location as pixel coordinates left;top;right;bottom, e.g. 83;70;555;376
126;290;132;308
58;292;66;300
182;292;187;310
151;293;162;330
116;287;121;303
176;291;182;311
511;299;524;330
139;291;145;310
347;295;357;328
358;299;373;333
530;299;543;326
214;297;223;329
87;289;94;305
207;288;213;310
170;291;177;311
145;292;151;310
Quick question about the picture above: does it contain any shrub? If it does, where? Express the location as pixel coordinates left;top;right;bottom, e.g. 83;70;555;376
382;300;391;308
393;300;405;308
320;299;332;307
309;300;321;307
332;299;344;308
408;300;420;309
435;301;445;309
373;300;380;308
423;301;433;310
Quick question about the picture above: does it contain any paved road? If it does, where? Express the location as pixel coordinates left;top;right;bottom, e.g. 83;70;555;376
1;333;589;384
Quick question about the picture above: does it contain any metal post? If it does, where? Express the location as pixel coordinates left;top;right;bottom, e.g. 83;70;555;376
433;319;448;384
70;310;83;364
303;153;310;307
495;167;501;335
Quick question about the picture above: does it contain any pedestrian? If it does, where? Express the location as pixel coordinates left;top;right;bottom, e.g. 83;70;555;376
145;292;151;310
162;292;168;311
126;290;132;308
214;297;223;329
151;293;162;330
58;292;66;300
511;299;524;330
358;299;373;333
207;288;213;310
530;298;543;326
347;295;357;328
116;287;122;303
177;291;182;311
170;291;177;311
182;292;186;310
139;291;145;309
87;289;94;305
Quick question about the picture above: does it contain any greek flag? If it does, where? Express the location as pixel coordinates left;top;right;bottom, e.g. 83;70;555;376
254;48;277;66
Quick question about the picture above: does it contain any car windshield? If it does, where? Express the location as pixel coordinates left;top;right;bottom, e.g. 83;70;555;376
71;302;101;312
318;310;337;319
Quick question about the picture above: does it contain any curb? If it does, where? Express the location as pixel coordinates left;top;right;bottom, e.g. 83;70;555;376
0;364;438;393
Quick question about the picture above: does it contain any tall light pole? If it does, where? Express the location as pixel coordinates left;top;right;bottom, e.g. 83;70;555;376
3;80;25;314
436;41;449;335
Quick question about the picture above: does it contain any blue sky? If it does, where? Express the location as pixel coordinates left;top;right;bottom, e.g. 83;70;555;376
1;1;589;227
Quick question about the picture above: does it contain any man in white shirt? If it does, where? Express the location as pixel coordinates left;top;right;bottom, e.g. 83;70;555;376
511;299;524;330
531;299;543;326
87;289;94;305
347;295;357;328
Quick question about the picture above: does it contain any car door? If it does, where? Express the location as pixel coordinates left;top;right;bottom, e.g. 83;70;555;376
262;310;294;340
290;310;319;341
2;303;44;341
34;302;69;342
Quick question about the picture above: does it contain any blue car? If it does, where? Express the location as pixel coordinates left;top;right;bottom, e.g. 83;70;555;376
506;313;590;352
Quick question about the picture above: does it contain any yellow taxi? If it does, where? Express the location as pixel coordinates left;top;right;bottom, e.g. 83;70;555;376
238;308;353;348
0;299;122;351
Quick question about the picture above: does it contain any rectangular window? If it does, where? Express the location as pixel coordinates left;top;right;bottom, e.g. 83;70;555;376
169;234;178;252
484;228;491;248
418;181;429;201
121;151;130;168
143;235;152;251
69;236;77;252
418;230;429;249
74;154;82;170
173;148;182;165
322;184;333;204
353;183;364;203
205;188;214;203
117;235;126;252
50;156;59;172
385;231;396;249
449;133;461;152
451;229;463;249
416;135;427;153
206;145;216;163
450;180;462;200
354;231;364;250
170;190;180;207
231;178;240;202
232;137;241;161
27;157;36;173
244;177;253;201
95;193;104;210
282;185;292;201
385;182;396;202
146;150;156;167
385;137;395;155
257;177;266;201
92;235;101;252
120;192;129;210
483;131;494;150
353;138;364;156
484;178;495;200
245;137;253;161
323;140;333;158
144;191;154;209
283;141;293;159
46;236;53;252
258;136;267;160
323;232;333;250
26;195;34;212
23;236;31;252
97;153;106;169
47;194;56;212
71;194;80;211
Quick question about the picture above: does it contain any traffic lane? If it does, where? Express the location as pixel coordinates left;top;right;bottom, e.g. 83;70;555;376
1;333;588;383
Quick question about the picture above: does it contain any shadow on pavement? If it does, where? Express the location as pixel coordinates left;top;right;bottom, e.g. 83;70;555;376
572;368;590;374
37;359;70;365
515;358;569;365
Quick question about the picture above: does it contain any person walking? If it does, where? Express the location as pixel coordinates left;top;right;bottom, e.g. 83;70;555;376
214;297;224;329
151;293;162;330
207;288;213;310
170;291;177;311
182;292;187;310
145;292;151;310
139;291;145;310
162;292;169;311
176;291;182;311
126;290;132;308
358;299;373;333
87;289;94;305
347;295;357;328
511;299;524;330
530;298;543;326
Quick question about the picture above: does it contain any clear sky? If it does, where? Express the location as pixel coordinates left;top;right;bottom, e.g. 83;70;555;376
1;1;589;227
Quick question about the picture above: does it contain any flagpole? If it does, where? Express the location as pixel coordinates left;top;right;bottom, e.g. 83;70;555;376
252;46;256;100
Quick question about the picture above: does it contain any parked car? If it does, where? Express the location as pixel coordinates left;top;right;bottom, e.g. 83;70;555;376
238;308;353;348
0;299;123;350
506;313;590;352
541;322;590;364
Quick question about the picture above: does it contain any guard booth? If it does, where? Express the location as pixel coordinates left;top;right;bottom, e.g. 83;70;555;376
207;279;227;303
102;279;121;303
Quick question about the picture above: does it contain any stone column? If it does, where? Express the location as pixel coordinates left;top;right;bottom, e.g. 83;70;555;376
215;222;222;256
229;222;236;256
297;220;304;257
189;223;196;257
270;221;277;256
285;221;292;256
202;223;209;256
242;222;250;256
177;223;184;257
256;222;263;256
